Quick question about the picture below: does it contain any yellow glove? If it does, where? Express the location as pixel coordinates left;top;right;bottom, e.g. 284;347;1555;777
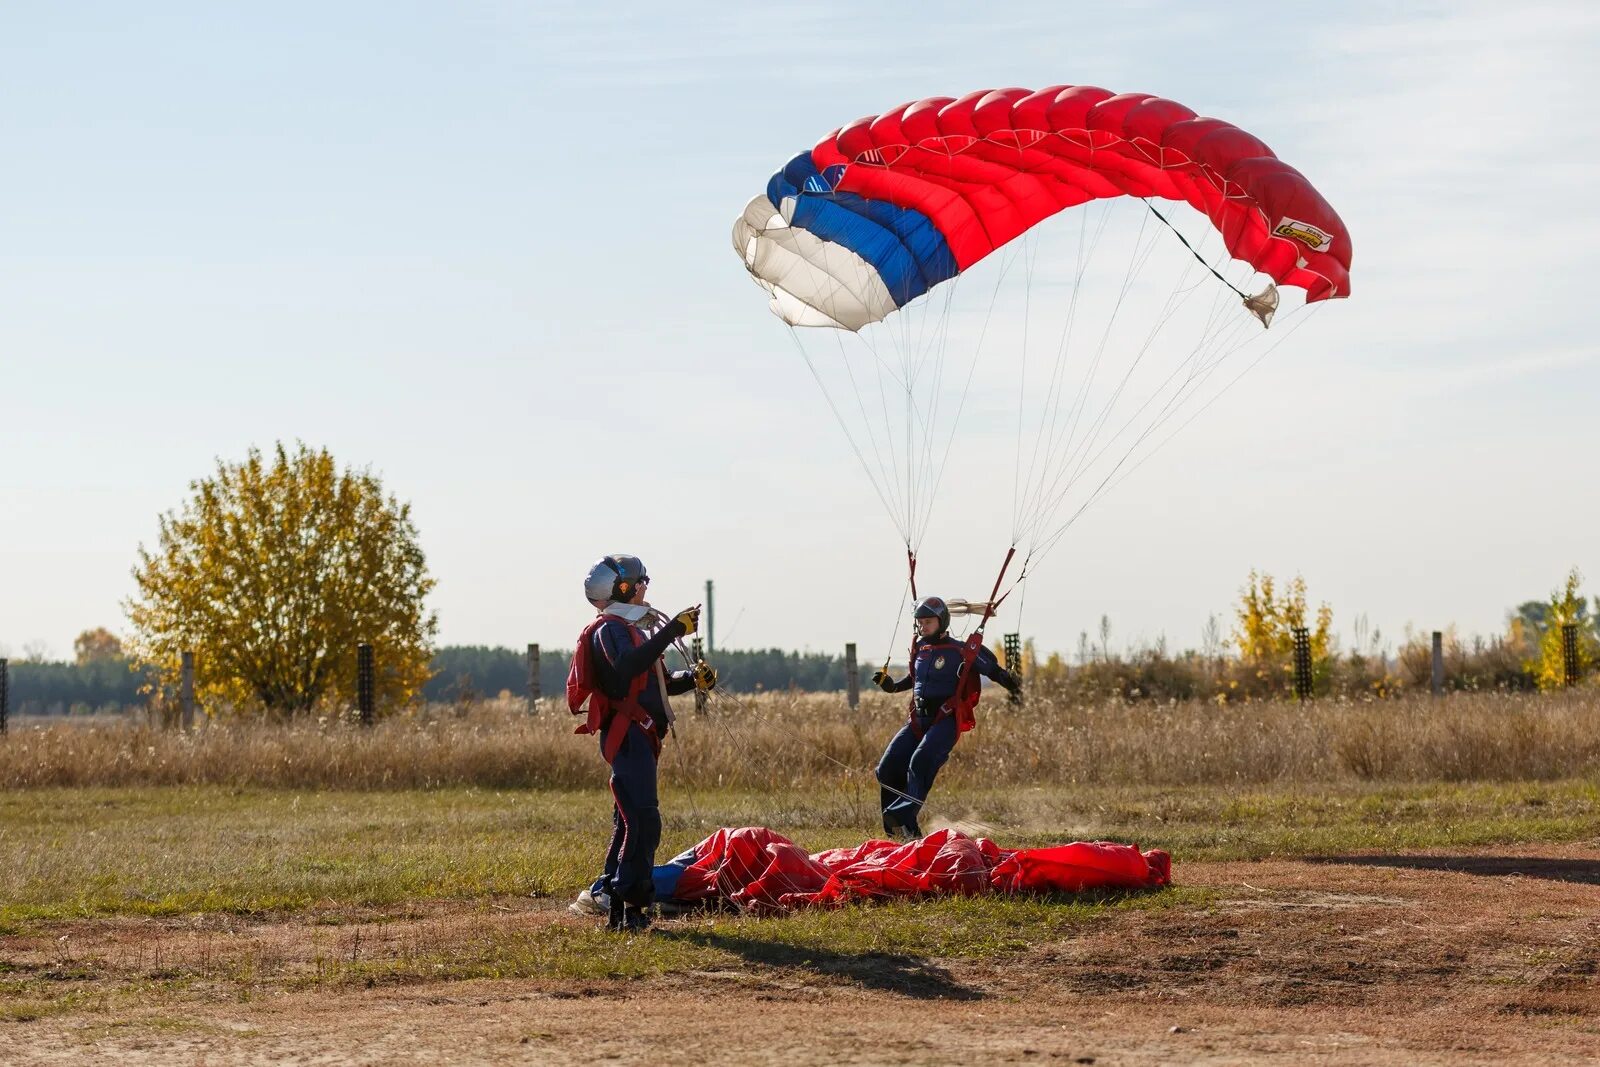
873;668;895;693
692;660;718;692
673;605;701;635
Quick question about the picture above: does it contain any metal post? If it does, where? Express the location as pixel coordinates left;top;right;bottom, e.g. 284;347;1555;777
691;636;707;714
180;650;196;730
526;643;541;712
357;643;375;726
1291;626;1313;701
1003;633;1022;705
0;658;8;734
705;579;715;655
1431;631;1444;696
845;643;859;710
1562;623;1579;688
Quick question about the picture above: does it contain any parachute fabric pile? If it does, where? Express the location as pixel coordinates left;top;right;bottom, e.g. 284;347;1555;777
653;827;1171;914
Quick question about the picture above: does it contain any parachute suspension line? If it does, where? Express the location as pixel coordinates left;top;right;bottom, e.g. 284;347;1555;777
880;565;913;687
1084;301;1326;512
786;326;905;540
1016;201;1113;543
1144;200;1250;301
911;275;963;550
1011;232;1040;538
909;242;1017;552
1038;217;1211;524
1019;234;1240;554
1018;199;1269;555
832;328;903;535
1027;302;1327;569
915;241;1011;550
695;684;950;851
1049;203;1157;501
860;328;910;537
904;344;915;545
1012;204;1164;548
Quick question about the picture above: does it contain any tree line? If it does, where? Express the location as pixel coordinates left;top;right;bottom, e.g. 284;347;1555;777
9;442;1594;718
4;645;867;715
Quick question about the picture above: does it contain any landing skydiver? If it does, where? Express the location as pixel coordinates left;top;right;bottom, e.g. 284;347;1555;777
872;595;1021;841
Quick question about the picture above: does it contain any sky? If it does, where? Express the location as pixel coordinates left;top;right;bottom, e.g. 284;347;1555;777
3;1;1598;662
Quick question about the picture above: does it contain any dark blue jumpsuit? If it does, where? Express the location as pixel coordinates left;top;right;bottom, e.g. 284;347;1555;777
586;615;693;911
876;637;1011;838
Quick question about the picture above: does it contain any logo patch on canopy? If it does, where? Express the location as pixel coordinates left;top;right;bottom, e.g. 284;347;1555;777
1274;217;1333;252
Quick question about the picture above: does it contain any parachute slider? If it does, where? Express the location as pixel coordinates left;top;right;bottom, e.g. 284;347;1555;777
943;599;998;617
1243;284;1279;329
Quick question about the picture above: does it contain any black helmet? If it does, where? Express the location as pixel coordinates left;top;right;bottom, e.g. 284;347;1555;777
913;596;950;633
583;554;648;605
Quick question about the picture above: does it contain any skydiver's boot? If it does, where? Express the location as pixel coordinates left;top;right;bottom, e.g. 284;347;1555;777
622;905;652;934
569;888;606;917
606;893;626;932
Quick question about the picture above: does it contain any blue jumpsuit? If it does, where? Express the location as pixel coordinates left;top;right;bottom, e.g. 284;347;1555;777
876;637;1011;838
586;615;693;911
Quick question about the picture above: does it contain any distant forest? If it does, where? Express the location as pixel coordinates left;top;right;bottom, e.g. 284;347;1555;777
422;645;870;703
2;646;875;715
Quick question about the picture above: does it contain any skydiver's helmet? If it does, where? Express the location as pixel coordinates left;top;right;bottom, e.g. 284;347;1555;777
914;596;950;636
583;554;648;608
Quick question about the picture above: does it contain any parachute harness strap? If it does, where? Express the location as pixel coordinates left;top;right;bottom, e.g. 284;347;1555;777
974;545;1018;638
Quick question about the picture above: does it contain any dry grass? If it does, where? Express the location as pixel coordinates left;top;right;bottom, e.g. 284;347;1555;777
3;688;1600;790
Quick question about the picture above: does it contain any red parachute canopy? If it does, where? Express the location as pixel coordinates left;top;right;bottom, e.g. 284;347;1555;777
664;827;1170;914
817;85;1350;303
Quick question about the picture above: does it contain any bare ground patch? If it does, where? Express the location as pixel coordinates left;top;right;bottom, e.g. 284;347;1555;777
2;844;1597;1065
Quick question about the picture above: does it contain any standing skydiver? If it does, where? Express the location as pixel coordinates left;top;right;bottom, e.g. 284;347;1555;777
565;554;717;932
872;595;1021;841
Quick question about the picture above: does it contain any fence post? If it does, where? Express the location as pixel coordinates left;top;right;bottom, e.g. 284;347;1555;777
180;650;196;730
0;658;8;734
357;643;375;726
691;637;707;715
844;642;859;710
1431;631;1444;696
1291;626;1313;701
1562;623;1579;688
1003;633;1022;705
705;579;715;655
526;643;541;713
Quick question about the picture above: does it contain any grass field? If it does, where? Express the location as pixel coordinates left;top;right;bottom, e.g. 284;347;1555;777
2;693;1598;1063
5;687;1600;790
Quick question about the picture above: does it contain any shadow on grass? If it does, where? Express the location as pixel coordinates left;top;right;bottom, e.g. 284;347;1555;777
660;928;984;1001
1304;854;1600;885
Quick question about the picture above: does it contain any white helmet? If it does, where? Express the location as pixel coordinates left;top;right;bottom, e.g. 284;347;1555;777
583;554;648;605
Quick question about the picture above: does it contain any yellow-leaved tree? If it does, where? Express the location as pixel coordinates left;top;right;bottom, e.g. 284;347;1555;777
1532;567;1596;691
1233;570;1334;694
126;443;438;718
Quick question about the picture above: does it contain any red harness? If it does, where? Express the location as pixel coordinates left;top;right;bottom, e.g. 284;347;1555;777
906;634;985;739
903;545;1017;739
567;615;659;763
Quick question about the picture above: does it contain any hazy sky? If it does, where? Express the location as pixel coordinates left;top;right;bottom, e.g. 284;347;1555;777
3;1;1597;662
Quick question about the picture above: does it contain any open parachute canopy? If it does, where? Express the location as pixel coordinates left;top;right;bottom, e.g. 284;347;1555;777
732;84;1352;632
735;85;1350;331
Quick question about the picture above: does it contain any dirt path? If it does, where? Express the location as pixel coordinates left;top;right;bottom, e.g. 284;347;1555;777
4;845;1598;1065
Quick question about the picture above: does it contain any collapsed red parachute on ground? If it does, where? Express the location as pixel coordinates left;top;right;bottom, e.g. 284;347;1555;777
654;827;1170;913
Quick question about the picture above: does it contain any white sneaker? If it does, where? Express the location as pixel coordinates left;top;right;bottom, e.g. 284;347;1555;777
568;888;606;917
